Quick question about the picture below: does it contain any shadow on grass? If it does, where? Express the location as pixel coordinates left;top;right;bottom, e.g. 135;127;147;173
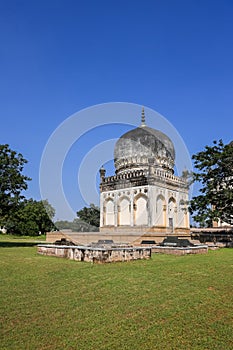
0;241;40;248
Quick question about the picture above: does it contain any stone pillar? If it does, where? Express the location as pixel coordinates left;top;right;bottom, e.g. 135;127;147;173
130;190;134;226
99;166;106;193
174;207;177;228
147;186;153;227
148;157;154;177
114;197;118;227
163;205;167;227
184;208;189;228
100;194;104;227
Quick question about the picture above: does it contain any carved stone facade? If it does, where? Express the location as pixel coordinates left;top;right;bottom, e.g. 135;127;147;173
99;109;190;237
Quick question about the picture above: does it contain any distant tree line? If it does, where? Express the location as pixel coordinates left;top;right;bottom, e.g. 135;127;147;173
55;204;100;232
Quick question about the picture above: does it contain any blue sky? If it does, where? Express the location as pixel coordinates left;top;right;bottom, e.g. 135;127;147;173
1;0;233;220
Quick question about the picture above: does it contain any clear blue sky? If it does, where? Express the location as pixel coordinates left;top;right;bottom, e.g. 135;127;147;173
1;0;233;220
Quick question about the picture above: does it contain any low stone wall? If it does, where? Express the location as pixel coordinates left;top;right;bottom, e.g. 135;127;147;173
46;231;143;245
46;230;191;246
37;244;151;263
152;245;208;255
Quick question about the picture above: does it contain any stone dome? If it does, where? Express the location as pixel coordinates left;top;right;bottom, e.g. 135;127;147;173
114;109;175;175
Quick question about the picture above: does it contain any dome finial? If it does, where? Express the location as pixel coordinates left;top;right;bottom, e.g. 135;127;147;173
141;106;146;127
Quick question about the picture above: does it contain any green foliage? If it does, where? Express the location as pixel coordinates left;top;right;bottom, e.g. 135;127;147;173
55;220;73;230
55;217;99;232
190;140;233;226
0;145;56;235
76;203;100;228
6;199;55;236
72;217;99;232
0;243;232;350
0;144;31;224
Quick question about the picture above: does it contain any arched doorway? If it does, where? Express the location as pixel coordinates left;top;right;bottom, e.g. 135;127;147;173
134;194;148;226
118;197;130;225
104;199;114;226
156;194;166;226
168;197;176;232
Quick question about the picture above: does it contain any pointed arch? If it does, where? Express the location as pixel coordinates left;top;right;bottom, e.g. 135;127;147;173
104;198;114;226
168;197;176;215
168;197;177;230
177;199;189;228
177;199;185;227
155;194;166;226
134;193;148;226
118;196;130;225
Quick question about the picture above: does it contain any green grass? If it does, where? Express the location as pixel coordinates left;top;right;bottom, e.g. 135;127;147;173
0;238;232;350
0;233;46;248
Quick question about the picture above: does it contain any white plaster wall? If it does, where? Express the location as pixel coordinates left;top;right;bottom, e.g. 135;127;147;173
100;193;104;227
100;183;189;230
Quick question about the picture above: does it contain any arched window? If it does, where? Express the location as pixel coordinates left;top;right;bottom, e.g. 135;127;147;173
177;199;185;227
118;197;130;225
134;195;148;226
168;197;177;230
168;197;176;215
156;194;165;226
105;199;114;226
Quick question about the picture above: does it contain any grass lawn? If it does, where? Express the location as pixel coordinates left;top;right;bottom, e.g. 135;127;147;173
0;236;232;350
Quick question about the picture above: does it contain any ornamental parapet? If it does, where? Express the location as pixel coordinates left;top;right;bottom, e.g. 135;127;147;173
100;168;188;192
100;170;148;191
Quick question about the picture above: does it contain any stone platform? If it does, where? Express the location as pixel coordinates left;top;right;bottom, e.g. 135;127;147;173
46;230;191;246
152;245;208;255
37;244;151;263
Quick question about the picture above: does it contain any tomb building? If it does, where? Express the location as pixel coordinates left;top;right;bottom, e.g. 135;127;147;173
99;108;190;242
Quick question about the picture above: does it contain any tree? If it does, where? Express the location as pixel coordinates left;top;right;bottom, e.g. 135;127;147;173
76;203;100;228
0;144;31;224
54;217;99;232
55;220;73;230
72;218;99;232
7;199;56;236
189;140;233;227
